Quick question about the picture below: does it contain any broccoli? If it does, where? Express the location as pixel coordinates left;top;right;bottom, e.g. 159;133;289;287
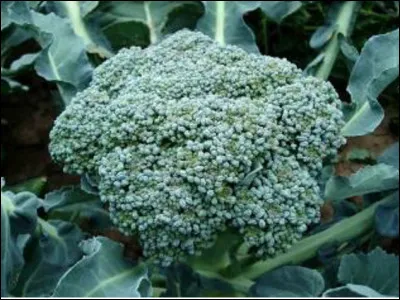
49;30;346;265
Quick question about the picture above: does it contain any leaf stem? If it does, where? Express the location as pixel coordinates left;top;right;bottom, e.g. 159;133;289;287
315;1;360;80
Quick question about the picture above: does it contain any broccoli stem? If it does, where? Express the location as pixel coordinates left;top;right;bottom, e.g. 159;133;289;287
191;193;393;295
235;193;394;280
315;1;360;80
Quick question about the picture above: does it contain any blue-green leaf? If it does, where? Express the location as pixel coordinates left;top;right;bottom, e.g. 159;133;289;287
197;1;260;53
6;1;93;105
44;186;111;230
342;29;399;136
1;190;41;297
338;248;399;296
375;191;399;238
250;266;325;297
90;1;193;49
378;142;399;169
325;164;399;201
9;53;39;72
53;237;151;297
323;284;388;297
259;1;302;23
11;220;83;297
46;1;113;58
306;1;360;80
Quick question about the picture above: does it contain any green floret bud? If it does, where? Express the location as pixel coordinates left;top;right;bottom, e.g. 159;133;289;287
49;30;346;265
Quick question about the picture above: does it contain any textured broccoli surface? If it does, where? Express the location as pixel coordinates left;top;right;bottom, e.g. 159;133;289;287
49;30;345;265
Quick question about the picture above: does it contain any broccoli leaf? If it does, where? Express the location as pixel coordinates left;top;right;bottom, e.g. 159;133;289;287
5;1;93;105
1;190;41;297
338;247;399;296
249;266;325;297
45;1;113;58
342;29;399;136
197;1;260;53
259;1;302;23
325;163;399;201
88;1;198;49
377;142;399;168
375;191;399;238
44;186;111;230
323;284;388;297
53;237;151;297
305;1;360;79
11;220;84;297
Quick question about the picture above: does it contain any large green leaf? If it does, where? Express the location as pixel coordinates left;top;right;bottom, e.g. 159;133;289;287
249;266;325;297
197;1;260;53
53;237;151;297
89;1;196;49
325;163;399;201
259;1;302;23
44;186;111;229
11;220;83;297
375;191;399;238
46;1;113;58
1;189;41;297
1;1;13;30
338;248;399;296
6;1;93;105
323;284;388;297
342;29;399;136
378;142;399;169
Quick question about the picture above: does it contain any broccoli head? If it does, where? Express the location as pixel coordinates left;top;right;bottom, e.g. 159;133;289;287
49;30;346;265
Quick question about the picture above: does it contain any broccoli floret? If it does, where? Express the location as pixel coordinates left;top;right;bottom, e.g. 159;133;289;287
49;30;346;265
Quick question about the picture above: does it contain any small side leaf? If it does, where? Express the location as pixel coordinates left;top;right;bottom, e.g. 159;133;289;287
342;29;399;136
44;186;111;230
53;237;151;297
325;163;399;201
250;266;325;297
259;1;302;23
197;1;260;53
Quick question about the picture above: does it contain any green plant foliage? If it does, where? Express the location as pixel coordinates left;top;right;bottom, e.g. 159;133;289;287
197;1;260;52
325;164;399;201
259;1;302;23
44;186;111;229
11;220;84;297
4;1;93;104
323;284;388;297
88;1;202;49
342;29;399;136
250;266;325;297
46;1;113;58
338;248;399;296
1;188;41;297
53;237;151;297
375;191;399;238
1;1;399;298
305;1;361;80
